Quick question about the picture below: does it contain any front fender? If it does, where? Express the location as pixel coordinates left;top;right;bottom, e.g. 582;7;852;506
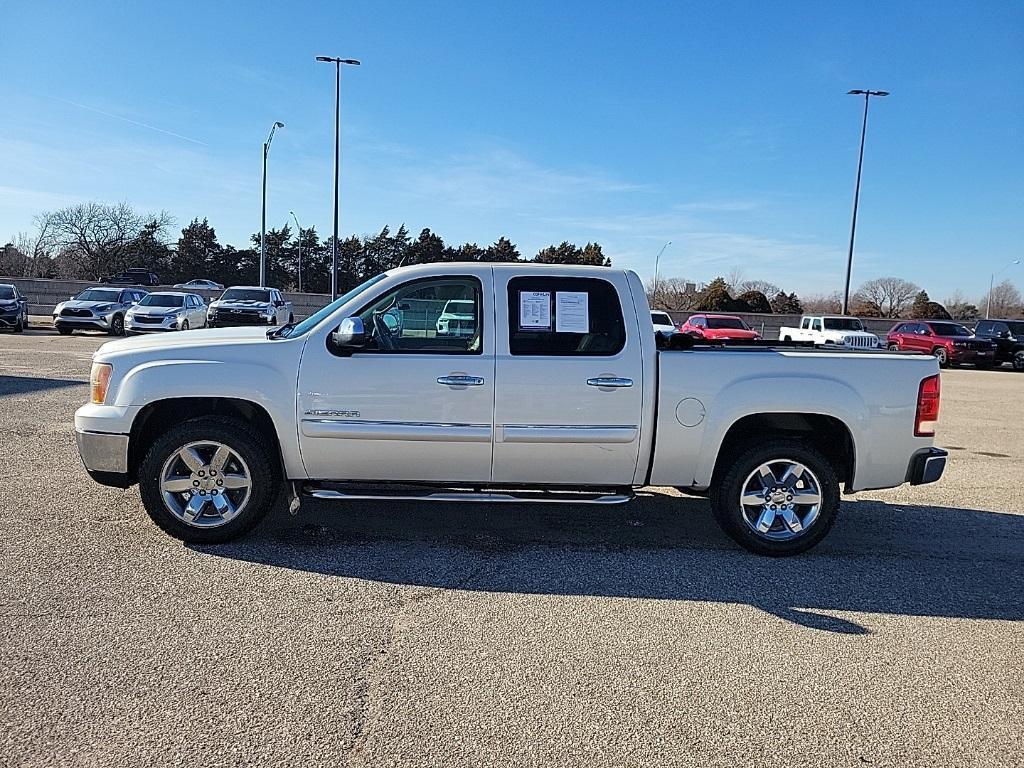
111;359;303;478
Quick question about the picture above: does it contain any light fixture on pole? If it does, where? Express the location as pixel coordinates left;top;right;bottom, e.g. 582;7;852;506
260;121;285;288
289;211;303;293
841;89;889;315
653;241;671;308
986;259;1021;319
315;55;360;301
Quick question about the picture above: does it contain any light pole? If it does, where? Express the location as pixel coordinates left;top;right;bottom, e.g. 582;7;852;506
289;211;303;293
316;55;360;301
260;121;285;287
842;89;889;314
653;241;671;308
986;259;1021;318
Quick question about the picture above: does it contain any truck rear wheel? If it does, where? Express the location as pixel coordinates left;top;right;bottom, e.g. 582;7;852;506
138;417;281;543
709;438;840;556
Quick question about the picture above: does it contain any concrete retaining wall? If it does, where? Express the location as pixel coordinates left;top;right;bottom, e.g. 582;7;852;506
3;276;331;320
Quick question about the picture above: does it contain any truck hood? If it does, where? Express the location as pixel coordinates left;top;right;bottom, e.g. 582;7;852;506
96;326;270;357
212;300;272;309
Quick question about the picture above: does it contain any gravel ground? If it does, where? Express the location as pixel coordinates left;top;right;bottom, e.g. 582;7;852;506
2;328;1022;768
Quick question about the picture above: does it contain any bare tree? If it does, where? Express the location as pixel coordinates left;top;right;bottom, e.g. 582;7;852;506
944;289;979;321
802;291;843;314
852;277;920;318
36;202;173;279
981;279;1023;319
646;276;701;311
737;278;781;297
725;266;746;294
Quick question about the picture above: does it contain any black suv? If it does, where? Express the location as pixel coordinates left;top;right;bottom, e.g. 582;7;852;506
102;268;160;286
973;319;1024;370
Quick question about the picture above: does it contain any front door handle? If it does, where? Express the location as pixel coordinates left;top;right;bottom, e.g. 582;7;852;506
437;375;485;386
586;377;633;388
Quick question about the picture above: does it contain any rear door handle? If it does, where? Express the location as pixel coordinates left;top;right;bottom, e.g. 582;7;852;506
586;377;633;388
437;375;485;386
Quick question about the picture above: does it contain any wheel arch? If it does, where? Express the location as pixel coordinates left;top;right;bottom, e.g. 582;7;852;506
711;412;856;489
128;397;285;480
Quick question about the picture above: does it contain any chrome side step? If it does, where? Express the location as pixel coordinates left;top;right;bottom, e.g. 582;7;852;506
302;484;633;505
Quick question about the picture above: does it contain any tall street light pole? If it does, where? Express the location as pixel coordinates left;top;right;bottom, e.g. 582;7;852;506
260;121;285;288
986;259;1021;319
653;241;671;308
289;211;303;293
842;89;889;315
316;55;360;301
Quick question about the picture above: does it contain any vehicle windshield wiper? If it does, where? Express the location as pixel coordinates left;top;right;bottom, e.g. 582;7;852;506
267;322;296;340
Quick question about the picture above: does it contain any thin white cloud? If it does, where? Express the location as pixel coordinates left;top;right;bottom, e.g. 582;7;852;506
57;98;208;146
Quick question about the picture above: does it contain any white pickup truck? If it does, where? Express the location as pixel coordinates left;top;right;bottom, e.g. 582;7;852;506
778;315;882;349
75;263;947;556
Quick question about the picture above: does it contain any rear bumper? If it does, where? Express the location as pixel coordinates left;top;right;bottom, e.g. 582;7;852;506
907;447;947;486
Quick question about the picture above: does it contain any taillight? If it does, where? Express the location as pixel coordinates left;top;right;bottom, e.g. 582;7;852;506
915;374;940;436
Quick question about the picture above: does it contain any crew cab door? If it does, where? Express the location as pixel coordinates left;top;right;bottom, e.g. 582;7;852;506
491;272;644;486
296;269;495;482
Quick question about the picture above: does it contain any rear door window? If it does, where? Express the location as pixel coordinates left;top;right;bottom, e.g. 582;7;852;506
507;276;625;356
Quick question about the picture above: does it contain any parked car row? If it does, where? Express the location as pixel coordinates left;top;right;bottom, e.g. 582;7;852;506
649;309;1024;371
49;285;295;336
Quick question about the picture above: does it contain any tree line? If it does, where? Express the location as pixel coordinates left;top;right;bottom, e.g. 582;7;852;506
0;201;610;294
648;271;1023;320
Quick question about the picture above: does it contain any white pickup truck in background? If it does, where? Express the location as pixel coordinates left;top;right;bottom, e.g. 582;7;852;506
778;315;882;349
74;264;946;556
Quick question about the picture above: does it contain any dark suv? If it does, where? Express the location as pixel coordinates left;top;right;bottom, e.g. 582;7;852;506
102;268;160;286
973;319;1024;370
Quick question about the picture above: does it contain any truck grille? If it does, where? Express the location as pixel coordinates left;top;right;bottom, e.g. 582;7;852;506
61;308;93;318
845;336;876;349
214;310;265;326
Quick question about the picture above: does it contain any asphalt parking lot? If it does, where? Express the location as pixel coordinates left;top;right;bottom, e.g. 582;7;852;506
2;327;1022;768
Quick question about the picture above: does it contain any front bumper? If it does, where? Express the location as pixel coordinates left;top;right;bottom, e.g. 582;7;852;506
949;347;995;363
54;314;114;331
76;428;133;487
907;447;948;486
125;315;181;334
0;312;22;328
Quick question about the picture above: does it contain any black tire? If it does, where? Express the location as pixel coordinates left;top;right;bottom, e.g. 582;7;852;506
709;438;840;557
109;313;125;336
181;319;190;331
783;335;792;342
138;417;282;543
57;326;73;335
887;343;900;351
932;346;949;368
1013;349;1024;372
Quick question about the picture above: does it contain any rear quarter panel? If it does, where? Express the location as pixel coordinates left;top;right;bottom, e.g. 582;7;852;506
651;349;940;492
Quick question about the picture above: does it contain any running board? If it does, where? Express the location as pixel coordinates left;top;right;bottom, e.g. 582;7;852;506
302;484;633;505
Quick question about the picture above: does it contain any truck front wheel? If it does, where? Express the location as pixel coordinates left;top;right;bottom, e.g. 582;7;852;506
138;417;281;543
709;439;840;556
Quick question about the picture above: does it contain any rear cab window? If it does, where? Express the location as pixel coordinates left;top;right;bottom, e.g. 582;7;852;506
507;276;625;356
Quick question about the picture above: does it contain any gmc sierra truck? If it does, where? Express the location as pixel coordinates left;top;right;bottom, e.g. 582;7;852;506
75;263;947;556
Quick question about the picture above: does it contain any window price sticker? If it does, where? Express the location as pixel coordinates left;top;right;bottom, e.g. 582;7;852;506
519;291;551;330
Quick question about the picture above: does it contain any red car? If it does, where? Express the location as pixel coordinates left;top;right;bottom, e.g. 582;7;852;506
886;320;997;368
680;314;761;340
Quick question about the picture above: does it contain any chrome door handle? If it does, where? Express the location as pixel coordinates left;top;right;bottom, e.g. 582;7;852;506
586;377;633;388
437;375;485;386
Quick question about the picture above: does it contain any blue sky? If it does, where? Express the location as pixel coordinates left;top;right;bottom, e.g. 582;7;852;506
1;0;1021;299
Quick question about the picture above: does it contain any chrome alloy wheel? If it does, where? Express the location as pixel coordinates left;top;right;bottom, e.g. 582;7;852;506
739;459;823;541
159;441;252;528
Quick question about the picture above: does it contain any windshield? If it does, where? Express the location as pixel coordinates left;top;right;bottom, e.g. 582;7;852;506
651;312;673;325
278;273;389;339
823;317;865;331
221;288;271;302
0;286;15;300
928;322;970;337
139;294;184;308
707;317;748;330
75;289;121;302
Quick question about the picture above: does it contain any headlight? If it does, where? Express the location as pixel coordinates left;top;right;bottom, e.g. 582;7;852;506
90;363;113;404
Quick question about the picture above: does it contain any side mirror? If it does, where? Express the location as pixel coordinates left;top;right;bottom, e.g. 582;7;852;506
330;316;367;354
1000;330;1012;339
